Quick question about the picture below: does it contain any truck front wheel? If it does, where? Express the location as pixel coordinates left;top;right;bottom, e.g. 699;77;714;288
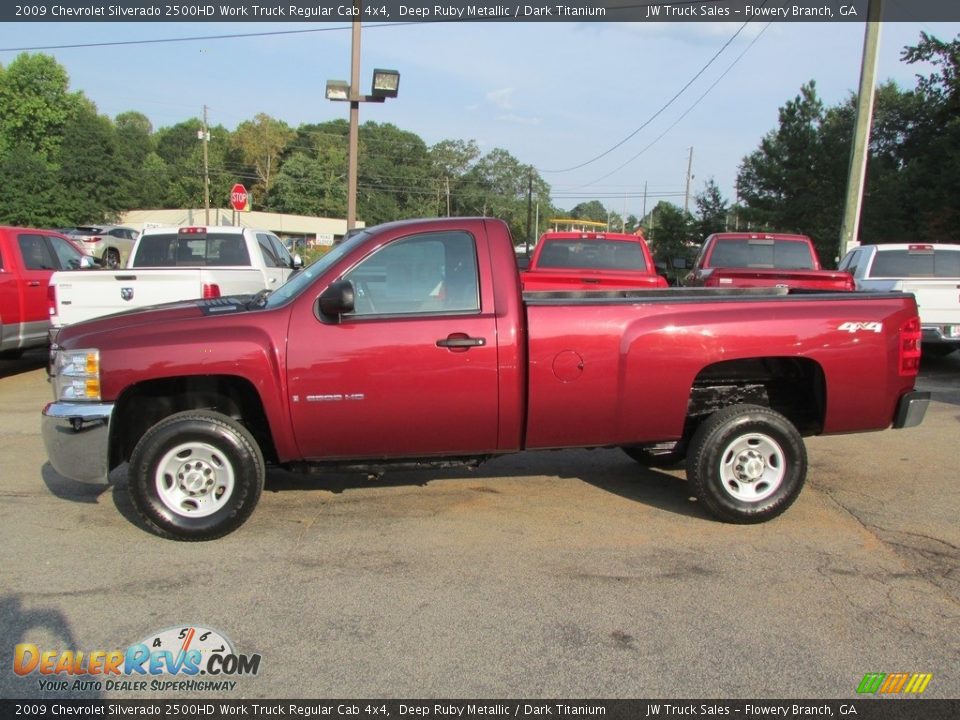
685;404;806;524
128;411;264;540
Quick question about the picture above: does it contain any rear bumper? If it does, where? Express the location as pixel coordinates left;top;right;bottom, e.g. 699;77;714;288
41;401;114;483
893;391;930;430
922;325;960;346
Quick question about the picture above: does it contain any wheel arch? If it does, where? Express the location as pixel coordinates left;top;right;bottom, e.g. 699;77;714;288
686;356;826;438
109;375;277;470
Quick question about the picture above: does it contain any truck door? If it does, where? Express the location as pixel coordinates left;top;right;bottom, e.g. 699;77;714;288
256;232;295;288
287;229;500;459
14;233;57;344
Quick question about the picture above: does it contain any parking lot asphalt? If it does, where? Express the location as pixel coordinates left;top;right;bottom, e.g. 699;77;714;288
1;348;958;699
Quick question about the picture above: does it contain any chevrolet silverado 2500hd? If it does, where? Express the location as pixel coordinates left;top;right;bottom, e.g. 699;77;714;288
42;218;929;540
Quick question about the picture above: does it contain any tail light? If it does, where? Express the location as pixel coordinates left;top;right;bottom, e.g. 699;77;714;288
202;283;221;299
88;236;102;243
47;284;57;317
899;316;922;376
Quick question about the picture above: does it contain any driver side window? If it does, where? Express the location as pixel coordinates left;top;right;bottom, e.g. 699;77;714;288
343;231;479;316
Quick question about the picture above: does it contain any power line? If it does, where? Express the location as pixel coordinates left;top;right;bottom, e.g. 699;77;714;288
572;22;773;191
539;6;766;174
0;22;419;53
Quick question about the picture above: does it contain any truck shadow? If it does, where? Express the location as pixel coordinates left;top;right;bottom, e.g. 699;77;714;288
262;448;706;522
0;347;47;379
43;452;706;539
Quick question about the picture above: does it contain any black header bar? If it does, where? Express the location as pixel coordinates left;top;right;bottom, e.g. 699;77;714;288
4;0;960;23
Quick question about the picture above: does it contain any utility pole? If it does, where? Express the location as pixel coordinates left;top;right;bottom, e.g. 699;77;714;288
201;105;210;225
525;170;533;254
445;177;451;217
683;146;694;214
839;0;883;261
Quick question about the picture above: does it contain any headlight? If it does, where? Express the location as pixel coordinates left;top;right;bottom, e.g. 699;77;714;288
52;348;101;401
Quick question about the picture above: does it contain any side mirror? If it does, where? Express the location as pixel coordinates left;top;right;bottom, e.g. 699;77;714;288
292;253;303;270
318;280;355;318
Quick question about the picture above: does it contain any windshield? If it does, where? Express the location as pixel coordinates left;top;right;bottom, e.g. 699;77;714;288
870;248;960;278
535;239;647;271
708;239;815;270
263;230;372;308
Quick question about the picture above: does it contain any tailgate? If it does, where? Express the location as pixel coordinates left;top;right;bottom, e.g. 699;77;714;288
52;269;204;327
709;269;853;290
521;270;665;291
899;279;960;329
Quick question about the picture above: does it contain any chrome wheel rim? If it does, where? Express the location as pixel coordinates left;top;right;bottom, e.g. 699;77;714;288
155;442;235;518
718;432;785;503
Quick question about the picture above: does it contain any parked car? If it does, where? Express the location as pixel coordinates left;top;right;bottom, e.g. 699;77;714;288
49;225;302;331
839;242;960;355
521;231;668;290
685;232;854;291
0;226;95;358
66;225;139;268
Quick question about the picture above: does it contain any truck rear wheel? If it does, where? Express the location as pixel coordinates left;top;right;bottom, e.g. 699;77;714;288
128;410;264;541
685;404;806;524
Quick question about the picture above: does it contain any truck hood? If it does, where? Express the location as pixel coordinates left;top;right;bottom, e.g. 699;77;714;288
53;296;254;348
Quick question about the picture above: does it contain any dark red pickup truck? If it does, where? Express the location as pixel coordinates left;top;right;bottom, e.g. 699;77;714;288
685;232;855;291
521;230;668;290
42;218;928;540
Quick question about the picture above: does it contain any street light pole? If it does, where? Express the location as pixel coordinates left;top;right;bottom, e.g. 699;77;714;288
347;8;362;230
326;4;400;234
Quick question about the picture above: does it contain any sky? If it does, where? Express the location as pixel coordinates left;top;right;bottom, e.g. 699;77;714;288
2;17;959;222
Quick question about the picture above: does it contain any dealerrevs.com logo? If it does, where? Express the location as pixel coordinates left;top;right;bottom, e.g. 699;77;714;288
14;625;261;693
857;672;933;695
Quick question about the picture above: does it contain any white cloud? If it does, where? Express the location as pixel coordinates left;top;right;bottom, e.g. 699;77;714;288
486;88;515;110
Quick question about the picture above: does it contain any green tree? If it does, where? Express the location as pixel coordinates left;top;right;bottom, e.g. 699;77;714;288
0;53;80;161
693;178;729;241
56;103;122;223
569;200;608;224
0;143;60;225
737;81;844;263
455;148;550;245
647;201;695;282
430;138;480;216
232;113;295;206
270;152;346;217
897;32;960;241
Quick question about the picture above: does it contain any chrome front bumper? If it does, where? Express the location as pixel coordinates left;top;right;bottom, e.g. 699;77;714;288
41;401;115;483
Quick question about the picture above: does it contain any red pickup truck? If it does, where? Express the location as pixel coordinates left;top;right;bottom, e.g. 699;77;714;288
521;231;668;290
0;226;93;358
685;232;855;291
42;217;928;540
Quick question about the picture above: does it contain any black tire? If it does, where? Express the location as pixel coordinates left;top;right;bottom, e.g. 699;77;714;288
0;349;25;360
685;404;806;524
128;410;264;540
103;248;121;269
622;443;686;469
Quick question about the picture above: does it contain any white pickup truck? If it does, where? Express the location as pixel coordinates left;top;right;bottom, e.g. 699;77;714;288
839;242;960;355
49;225;302;331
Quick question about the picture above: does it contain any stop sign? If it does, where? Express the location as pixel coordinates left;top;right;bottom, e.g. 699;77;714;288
230;183;249;211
